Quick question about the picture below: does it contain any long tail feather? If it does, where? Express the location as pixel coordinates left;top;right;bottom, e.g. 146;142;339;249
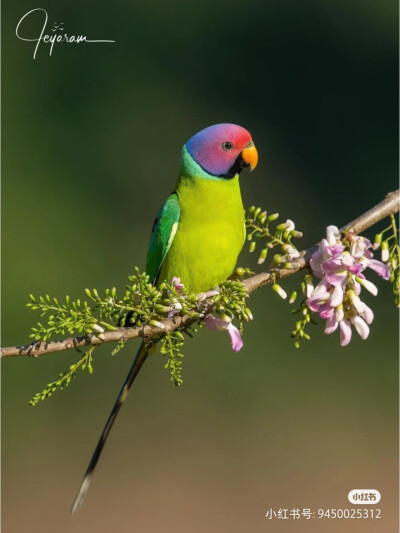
71;341;150;514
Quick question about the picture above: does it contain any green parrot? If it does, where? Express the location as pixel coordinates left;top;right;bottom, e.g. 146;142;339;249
71;123;258;513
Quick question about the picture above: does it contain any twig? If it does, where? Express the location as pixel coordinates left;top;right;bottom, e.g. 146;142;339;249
2;189;398;359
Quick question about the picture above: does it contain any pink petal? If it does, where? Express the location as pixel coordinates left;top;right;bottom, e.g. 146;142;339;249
324;314;338;334
311;279;330;297
348;263;363;275
339;320;352;346
319;239;331;256
306;280;330;312
171;277;183;292
204;290;220;298
351;295;365;315
320;307;334;319
227;323;243;352
360;303;374;325
328;244;345;258
316;302;332;316
305;276;314;298
204;315;243;352
322;258;348;286
330;285;344;307
307;300;329;313
306;290;329;312
341;253;354;267
367;259;390;280
351;316;370;340
335;305;344;322
322;258;345;271
349;236;371;259
326;225;340;245
310;240;331;278
358;277;378;296
310;255;324;278
204;314;228;332
305;299;319;312
325;271;348;286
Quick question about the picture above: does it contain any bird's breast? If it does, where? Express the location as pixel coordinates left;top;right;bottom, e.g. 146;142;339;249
158;175;245;293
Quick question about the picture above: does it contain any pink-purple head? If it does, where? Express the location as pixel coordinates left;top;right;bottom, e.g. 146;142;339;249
185;123;258;179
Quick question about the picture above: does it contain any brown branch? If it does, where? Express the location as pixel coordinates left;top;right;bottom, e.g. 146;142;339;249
2;189;399;359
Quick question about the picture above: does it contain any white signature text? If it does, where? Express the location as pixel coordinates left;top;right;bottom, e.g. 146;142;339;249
16;8;115;59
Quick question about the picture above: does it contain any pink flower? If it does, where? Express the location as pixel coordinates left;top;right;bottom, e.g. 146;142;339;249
366;259;390;280
167;277;184;317
326;225;340;245
339;320;352;346
351;316;369;340
171;277;183;292
325;314;339;334
306;225;390;347
306;279;330;312
330;285;344;307
167;278;244;352
204;315;243;352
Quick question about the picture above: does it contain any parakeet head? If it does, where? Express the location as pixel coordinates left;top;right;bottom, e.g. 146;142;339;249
184;123;258;179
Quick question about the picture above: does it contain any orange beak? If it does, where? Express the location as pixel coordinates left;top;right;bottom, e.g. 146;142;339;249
241;144;258;172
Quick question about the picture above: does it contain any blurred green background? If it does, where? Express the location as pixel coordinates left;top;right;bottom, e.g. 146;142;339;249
2;1;398;532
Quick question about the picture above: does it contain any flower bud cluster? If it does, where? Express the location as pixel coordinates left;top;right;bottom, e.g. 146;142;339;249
373;216;399;307
246;206;302;267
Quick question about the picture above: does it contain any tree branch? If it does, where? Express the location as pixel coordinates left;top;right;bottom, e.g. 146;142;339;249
2;189;398;359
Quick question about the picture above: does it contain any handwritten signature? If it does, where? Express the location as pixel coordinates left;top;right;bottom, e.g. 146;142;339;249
16;8;115;59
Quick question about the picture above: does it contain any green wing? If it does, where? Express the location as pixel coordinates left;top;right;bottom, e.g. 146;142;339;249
146;193;180;284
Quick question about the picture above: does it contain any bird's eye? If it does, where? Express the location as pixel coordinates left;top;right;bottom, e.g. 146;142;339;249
221;141;233;151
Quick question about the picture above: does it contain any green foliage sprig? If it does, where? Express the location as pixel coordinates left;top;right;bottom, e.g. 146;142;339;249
245;206;303;267
374;214;400;306
160;332;185;386
84;268;164;329
157;278;251;386
289;275;315;348
29;346;95;406
213;279;252;334
27;294;103;342
27;268;175;346
26;264;254;403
